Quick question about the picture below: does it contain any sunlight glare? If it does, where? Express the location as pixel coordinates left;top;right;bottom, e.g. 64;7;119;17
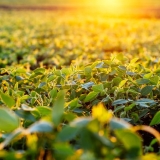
91;0;135;14
100;0;123;8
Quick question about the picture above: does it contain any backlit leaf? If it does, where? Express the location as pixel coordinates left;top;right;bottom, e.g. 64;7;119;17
115;130;142;158
52;90;65;126
150;111;160;126
84;91;98;102
0;108;19;132
0;92;15;108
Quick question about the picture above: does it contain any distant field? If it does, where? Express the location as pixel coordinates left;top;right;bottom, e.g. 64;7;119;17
0;10;160;69
0;0;160;18
0;8;160;160
1;0;160;7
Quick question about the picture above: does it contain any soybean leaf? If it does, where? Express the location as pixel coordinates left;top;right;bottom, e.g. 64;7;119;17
92;84;104;92
21;104;35;111
135;99;155;104
58;126;80;141
118;66;126;72
84;66;92;76
0;108;19;132
119;79;128;88
68;98;82;110
124;103;136;111
110;118;131;130
93;133;114;148
96;61;104;68
126;71;136;76
38;82;46;88
112;77;122;86
150;111;160;126
150;76;159;85
115;130;142;158
54;143;74;158
141;86;153;96
143;73;152;79
112;99;129;106
52;90;65;126
0;92;15;108
136;79;150;85
70;118;92;128
33;68;45;74
114;105;125;113
81;82;94;90
36;106;52;117
26;120;53;133
49;88;57;99
84;91;98;102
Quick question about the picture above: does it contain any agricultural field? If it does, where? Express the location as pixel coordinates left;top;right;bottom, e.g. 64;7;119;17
0;10;160;160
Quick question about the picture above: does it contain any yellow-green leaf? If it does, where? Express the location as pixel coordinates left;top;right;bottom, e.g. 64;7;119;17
0;92;15;108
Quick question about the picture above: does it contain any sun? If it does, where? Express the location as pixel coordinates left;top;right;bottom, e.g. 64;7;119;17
89;0;135;13
100;0;123;8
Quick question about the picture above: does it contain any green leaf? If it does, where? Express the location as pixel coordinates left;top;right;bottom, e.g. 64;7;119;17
70;118;92;128
139;109;149;118
84;91;98;102
126;71;136;76
0;92;15;108
94;133;114;148
36;106;52;117
115;130;142;158
150;111;160;126
84;66;92;76
48;75;55;82
124;103;136;111
112;99;129;106
15;76;24;81
54;143;74;158
141;86;153;96
26;120;53;133
110;118;131;130
114;105;125;113
52;90;65;126
150;76;159;85
79;129;94;150
112;77;122;86
136;78;150;85
135;99;155;104
33;68;45;74
20;95;30;101
143;73;152;79
127;89;139;94
119;79;128;88
38;82;46;88
68;98;81;110
49;89;57;99
58;126;80;141
0;108;19;132
21;104;35;111
118;65;126;71
92;84;104;92
81;82;94;90
131;113;139;122
96;61;104;68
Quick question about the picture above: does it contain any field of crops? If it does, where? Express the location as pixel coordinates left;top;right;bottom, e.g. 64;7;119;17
0;10;160;159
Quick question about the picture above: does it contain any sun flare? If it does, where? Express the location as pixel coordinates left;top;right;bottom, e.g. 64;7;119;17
89;0;135;13
100;0;123;8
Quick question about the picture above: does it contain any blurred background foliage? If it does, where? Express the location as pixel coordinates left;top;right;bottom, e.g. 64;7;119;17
0;0;160;7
